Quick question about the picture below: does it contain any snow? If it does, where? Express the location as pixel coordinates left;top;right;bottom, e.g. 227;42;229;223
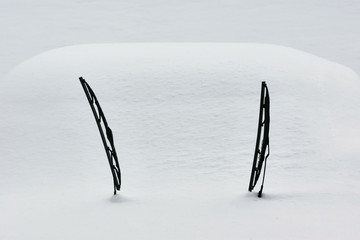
1;1;360;239
1;43;360;239
1;0;360;79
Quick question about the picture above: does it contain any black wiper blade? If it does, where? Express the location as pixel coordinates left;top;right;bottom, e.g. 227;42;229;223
79;77;121;195
248;81;270;198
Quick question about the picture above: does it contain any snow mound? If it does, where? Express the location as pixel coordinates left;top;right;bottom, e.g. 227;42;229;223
1;43;360;239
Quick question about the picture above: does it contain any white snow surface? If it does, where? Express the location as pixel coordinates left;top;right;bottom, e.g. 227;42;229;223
2;0;360;239
1;43;360;239
2;0;360;78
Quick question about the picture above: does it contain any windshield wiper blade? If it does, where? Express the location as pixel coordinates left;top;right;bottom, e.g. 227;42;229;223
79;77;121;195
248;81;270;198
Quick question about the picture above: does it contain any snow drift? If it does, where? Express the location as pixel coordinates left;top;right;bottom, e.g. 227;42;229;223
1;43;359;239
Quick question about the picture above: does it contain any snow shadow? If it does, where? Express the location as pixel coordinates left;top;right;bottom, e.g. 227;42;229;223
107;194;132;204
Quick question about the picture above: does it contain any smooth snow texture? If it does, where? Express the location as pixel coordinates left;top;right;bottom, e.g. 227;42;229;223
1;43;360;239
2;0;360;78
